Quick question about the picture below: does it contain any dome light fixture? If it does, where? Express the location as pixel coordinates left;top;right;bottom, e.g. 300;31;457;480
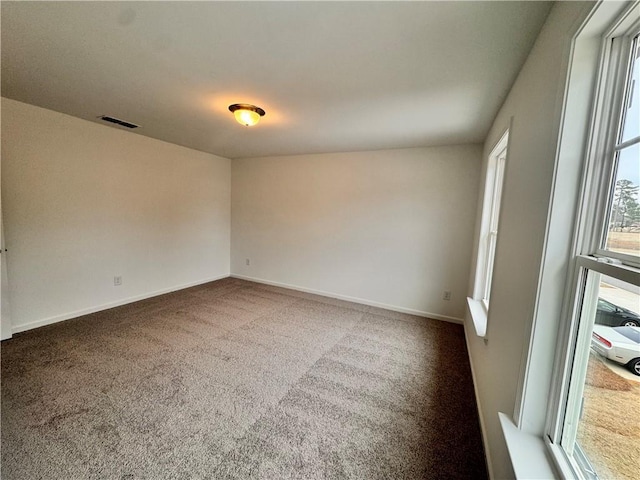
228;103;266;127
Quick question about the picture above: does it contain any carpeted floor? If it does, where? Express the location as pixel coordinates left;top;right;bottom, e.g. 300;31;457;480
1;278;487;479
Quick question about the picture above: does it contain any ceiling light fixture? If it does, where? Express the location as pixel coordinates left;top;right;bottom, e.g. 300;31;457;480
228;104;266;127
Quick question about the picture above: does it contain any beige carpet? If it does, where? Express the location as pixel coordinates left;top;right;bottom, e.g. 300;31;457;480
1;278;487;479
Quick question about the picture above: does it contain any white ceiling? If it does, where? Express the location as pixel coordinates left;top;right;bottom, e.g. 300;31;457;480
1;1;552;159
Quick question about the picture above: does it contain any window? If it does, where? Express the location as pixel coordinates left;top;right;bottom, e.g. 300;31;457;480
467;131;508;337
548;9;640;480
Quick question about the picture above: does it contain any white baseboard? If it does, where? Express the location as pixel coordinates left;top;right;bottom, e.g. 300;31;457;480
11;272;464;334
463;319;494;480
11;274;229;334
230;274;463;324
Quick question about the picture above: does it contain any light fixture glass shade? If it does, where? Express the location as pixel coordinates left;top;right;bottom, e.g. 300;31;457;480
228;104;266;127
234;109;261;126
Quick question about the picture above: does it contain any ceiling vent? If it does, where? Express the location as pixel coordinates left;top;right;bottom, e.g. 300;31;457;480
98;115;139;129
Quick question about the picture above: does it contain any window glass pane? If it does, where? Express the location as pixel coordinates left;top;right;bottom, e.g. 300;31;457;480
604;143;640;257
620;36;639;143
574;275;640;480
476;134;507;308
483;233;497;303
489;155;505;231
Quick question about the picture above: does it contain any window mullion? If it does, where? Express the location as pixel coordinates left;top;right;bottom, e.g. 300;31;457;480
613;134;640;150
576;254;640;286
560;270;599;455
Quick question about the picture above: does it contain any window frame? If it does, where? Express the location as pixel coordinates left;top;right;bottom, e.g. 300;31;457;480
545;5;640;478
480;139;507;310
592;30;640;268
467;130;509;337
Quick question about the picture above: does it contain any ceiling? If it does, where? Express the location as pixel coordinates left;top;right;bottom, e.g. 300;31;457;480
1;1;553;159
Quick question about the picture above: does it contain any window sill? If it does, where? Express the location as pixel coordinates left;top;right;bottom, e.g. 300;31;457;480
466;297;487;337
499;413;558;479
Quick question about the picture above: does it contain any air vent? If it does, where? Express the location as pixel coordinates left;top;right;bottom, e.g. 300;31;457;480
98;115;139;129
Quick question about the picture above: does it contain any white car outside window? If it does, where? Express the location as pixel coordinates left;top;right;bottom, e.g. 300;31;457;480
591;325;640;375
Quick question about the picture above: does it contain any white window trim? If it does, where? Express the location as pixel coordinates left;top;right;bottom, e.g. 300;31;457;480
492;2;640;479
467;129;509;338
544;4;640;479
500;413;557;480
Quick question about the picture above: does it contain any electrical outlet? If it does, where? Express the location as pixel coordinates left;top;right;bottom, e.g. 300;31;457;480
443;290;452;301
114;276;122;286
245;258;250;266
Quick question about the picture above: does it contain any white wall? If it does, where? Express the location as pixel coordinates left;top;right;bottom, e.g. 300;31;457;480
464;2;594;478
1;142;11;340
231;146;481;320
1;98;231;332
1;216;12;340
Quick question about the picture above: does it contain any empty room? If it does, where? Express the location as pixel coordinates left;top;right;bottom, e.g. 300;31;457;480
2;1;639;479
